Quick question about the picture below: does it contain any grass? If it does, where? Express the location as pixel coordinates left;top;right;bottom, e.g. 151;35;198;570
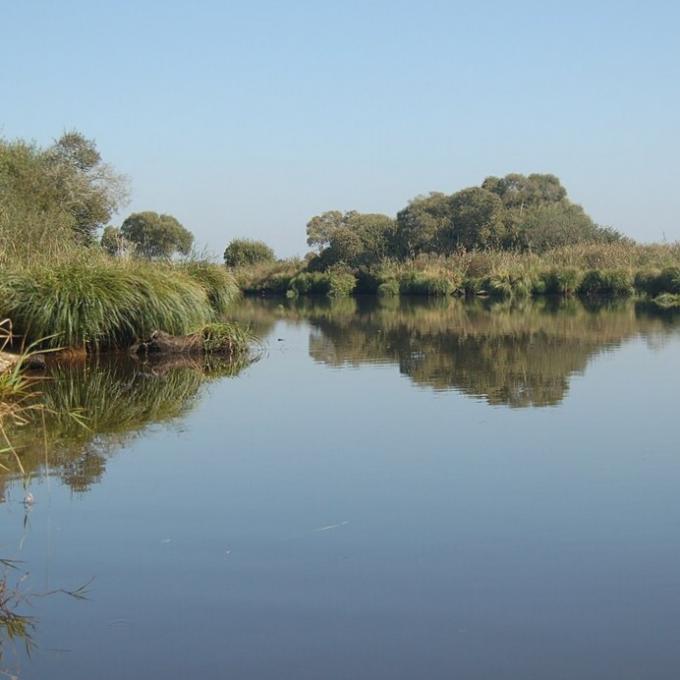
0;254;240;349
234;242;680;302
201;322;258;355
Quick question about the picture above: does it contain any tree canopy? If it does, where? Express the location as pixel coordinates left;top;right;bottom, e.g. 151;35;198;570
0;131;128;261
224;238;275;267
301;173;621;270
120;212;193;259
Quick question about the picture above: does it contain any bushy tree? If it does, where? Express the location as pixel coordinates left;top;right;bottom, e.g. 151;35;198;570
306;211;395;268
224;238;275;267
0;132;128;261
45;131;128;243
449;187;506;250
394;192;452;257
121;212;193;259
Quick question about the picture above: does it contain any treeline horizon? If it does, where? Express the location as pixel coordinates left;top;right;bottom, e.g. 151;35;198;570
224;173;624;270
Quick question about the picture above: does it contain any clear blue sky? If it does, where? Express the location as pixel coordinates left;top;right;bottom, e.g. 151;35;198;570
2;0;679;257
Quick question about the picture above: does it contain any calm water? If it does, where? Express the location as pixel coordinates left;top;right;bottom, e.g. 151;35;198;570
2;297;680;679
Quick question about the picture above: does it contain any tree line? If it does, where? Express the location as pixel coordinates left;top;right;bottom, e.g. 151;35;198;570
0;131;194;262
1;130;622;268
225;174;622;271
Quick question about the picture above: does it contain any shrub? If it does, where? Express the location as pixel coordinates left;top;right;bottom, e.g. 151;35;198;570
289;272;330;295
634;269;663;296
540;268;583;296
377;279;400;297
578;269;634;297
224;239;275;267
327;271;357;298
657;267;680;294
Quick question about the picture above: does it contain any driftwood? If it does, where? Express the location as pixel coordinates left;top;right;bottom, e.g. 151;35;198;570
132;331;204;356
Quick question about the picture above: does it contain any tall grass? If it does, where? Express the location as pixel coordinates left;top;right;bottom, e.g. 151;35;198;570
0;255;240;349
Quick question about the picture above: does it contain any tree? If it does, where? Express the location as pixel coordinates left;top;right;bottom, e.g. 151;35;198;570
224;238;275;267
394;192;452;257
120;212;193;259
46;131;129;244
0;131;128;261
449;187;506;250
306;211;395;269
482;173;566;210
306;210;345;250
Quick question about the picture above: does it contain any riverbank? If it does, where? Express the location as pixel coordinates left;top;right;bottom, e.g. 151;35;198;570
232;242;680;307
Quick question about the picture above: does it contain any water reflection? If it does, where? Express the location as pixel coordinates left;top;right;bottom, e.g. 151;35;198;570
234;296;680;407
1;355;250;497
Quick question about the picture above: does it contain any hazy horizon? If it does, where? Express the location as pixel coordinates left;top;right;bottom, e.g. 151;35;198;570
2;0;679;258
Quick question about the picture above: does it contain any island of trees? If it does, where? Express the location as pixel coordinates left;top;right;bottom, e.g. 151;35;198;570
225;176;680;305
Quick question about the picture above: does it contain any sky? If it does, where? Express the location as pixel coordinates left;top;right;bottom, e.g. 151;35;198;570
1;0;679;257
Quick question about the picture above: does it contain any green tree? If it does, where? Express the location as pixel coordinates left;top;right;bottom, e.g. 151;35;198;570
46;131;129;244
121;212;193;259
224;238;275;267
306;210;345;250
449;187;506;250
307;211;395;268
394;192;452;257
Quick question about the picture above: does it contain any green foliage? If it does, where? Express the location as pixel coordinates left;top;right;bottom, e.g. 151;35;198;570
224;238;275;267
327;270;357;297
180;261;240;314
578;269;634;297
289;272;331;295
201;322;255;355
0;256;225;348
377;279;400;297
0;132;127;259
448;187;506;250
399;273;455;296
100;226;127;256
305;211;395;268
394;192;451;257
540;268;584;295
121;211;193;259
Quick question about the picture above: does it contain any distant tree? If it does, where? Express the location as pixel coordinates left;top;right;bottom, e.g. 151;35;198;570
394;192;452;257
120;212;193;259
482;173;618;251
448;187;506;250
0;131;128;260
46;131;129;243
306;211;345;250
306;211;395;269
224;238;275;267
482;173;566;210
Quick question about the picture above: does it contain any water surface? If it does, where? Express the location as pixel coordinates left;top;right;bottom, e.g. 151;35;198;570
2;297;680;679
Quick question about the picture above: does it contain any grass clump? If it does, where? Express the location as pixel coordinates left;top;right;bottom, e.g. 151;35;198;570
201;322;256;356
377;279;400;297
181;261;240;314
0;256;246;349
